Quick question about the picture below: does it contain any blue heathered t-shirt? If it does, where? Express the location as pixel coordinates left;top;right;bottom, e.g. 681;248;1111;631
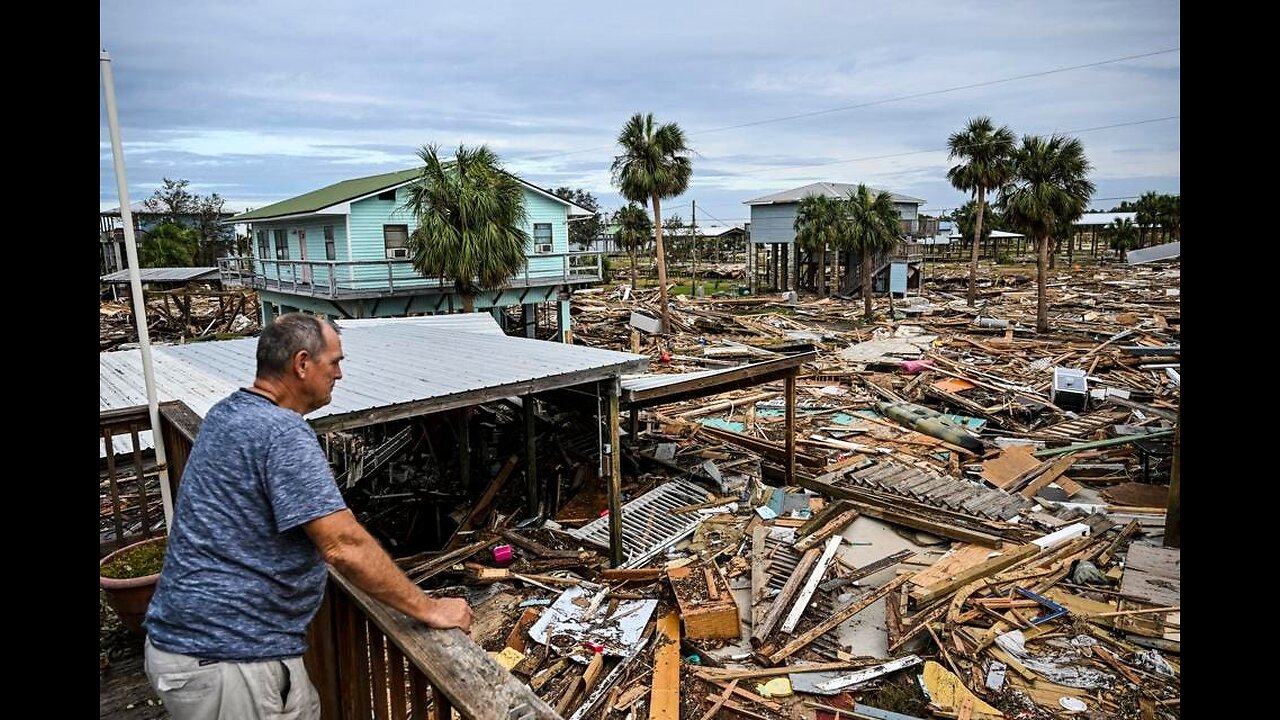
144;389;347;661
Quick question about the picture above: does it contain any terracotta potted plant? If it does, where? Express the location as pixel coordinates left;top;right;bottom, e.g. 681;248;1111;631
99;535;167;635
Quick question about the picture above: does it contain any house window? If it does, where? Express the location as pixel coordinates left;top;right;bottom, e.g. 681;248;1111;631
256;230;270;259
377;190;397;201
533;223;553;254
324;225;336;261
273;229;289;260
384;224;410;260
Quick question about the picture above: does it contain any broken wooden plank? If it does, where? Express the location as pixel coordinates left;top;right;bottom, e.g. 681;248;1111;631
908;544;1039;608
751;545;821;646
767;573;914;664
793;507;861;553
780;535;842;634
648;611;681;720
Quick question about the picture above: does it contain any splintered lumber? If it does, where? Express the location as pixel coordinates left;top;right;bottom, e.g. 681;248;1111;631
697;679;740;720
601;568;662;582
695;661;886;682
767;573;914;664
568;637;652;720
750;524;769;630
705;696;773;720
751;546;822;646
649;611;681;720
500;529;583;559
908;543;1039;608
451;454;520;542
781;536;843;634
1008;454;1077;496
403;538;497;584
793;503;860;553
795;476;1015;547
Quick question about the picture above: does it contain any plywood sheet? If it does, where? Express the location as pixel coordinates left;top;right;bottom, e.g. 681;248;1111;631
1119;543;1180;607
908;543;996;589
979;445;1040;489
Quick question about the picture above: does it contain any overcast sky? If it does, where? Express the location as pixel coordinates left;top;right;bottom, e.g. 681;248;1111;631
100;0;1179;226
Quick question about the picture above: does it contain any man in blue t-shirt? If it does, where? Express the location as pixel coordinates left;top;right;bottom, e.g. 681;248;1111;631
144;312;473;719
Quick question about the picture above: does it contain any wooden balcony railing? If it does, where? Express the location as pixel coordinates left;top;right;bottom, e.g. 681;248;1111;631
307;570;561;720
100;400;559;718
99;401;201;557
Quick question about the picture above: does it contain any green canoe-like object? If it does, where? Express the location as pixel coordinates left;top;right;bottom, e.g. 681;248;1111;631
876;401;985;454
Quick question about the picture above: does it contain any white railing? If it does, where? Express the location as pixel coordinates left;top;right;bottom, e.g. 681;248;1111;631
217;252;602;299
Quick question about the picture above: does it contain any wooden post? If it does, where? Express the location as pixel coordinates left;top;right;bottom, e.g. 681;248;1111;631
607;385;624;567
525;395;538;517
784;374;797;485
1164;401;1180;548
457;408;470;494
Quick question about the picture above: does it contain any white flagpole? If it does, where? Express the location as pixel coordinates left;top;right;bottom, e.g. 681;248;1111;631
101;49;174;530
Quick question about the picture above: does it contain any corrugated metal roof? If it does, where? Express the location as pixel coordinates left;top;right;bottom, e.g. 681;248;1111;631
1126;241;1181;265
1076;212;1138;226
101;315;649;451
100;267;220;283
745;182;925;206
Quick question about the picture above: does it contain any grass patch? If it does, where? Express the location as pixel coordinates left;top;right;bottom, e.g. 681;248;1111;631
101;538;167;579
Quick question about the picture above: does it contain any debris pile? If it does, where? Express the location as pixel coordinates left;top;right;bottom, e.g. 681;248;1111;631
394;259;1179;719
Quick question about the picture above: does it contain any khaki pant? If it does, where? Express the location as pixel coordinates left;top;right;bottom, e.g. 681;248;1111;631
144;637;321;720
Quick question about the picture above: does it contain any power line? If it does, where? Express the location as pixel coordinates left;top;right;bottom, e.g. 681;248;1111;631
523;47;1178;163
751;115;1179;175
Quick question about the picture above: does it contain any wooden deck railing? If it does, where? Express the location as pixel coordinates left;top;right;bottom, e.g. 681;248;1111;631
306;568;561;720
98;402;201;557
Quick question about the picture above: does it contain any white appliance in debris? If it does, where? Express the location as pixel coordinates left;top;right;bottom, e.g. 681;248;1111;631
1052;367;1089;412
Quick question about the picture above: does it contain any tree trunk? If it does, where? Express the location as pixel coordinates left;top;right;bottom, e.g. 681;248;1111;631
862;252;874;321
629;247;637;291
651;195;671;334
1036;235;1049;333
463;293;475;313
816;243;826;297
968;190;984;306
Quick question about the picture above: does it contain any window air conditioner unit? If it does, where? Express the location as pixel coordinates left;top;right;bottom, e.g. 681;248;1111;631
535;243;553;254
387;247;409;259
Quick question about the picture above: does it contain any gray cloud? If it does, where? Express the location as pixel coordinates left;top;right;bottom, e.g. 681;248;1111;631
101;0;1179;219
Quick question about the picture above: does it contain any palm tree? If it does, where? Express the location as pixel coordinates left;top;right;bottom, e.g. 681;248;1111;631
404;144;529;313
1134;191;1161;248
1156;194;1180;243
845;184;902;321
1107;217;1138;259
612;203;651;290
999;134;1095;333
611;112;693;333
947;116;1016;307
794;194;844;297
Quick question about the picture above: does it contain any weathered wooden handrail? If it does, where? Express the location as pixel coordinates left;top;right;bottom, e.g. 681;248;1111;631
308;568;561;720
99;401;200;556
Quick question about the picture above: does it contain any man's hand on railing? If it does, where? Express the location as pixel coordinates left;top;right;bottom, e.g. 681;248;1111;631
423;595;475;634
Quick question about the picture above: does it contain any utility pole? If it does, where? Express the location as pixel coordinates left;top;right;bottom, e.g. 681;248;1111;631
691;200;697;297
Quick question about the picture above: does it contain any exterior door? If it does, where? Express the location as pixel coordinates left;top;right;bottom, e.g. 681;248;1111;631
298;229;313;284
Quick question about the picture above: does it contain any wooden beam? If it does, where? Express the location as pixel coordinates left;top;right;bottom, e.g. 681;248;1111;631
649;611;681;720
525;396;538;517
785;374;797;484
781;536;843;634
608;387;624;567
